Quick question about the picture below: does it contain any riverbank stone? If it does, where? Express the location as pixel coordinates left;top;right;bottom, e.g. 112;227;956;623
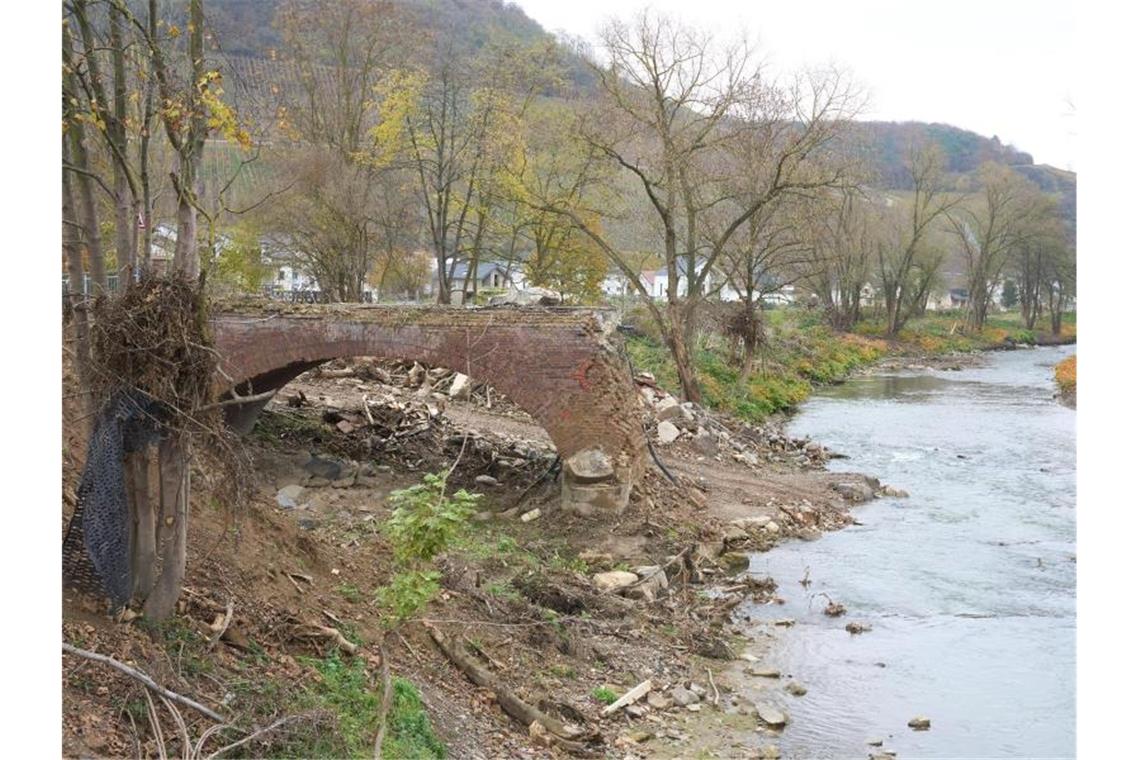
592;570;639;592
755;703;787;728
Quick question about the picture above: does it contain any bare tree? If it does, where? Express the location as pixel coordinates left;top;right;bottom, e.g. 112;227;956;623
1011;205;1065;330
947;162;1046;330
551;11;861;400
274;0;409;300
873;141;959;335
802;188;877;330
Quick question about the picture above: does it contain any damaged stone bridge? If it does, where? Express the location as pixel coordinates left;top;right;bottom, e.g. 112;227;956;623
210;303;648;514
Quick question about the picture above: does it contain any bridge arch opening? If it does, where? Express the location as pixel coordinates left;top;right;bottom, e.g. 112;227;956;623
210;306;648;515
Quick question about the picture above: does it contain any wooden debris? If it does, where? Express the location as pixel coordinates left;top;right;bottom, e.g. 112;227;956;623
600;679;653;716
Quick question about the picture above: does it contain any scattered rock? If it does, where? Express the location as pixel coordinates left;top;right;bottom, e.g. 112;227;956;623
693;428;719;456
765;521;781;535
719;552;750;574
755;703;787;728
448;373;472;400
686;703;701;712
747;665;781;678
624;566;667;600
832;481;875;502
626;730;652;744
880;485;909;498
908;716;931;731
796;528;822;541
670;685;699;706
867;738;884;746
303;456;342;481
657;420;682;444
785;681;807;697
758;745;781;759
276;484;306;509
474;474;499;487
647;691;672;710
655;397;684;421
735;450;760;467
592;571;639;592
739;652;760;663
773;618;796;627
722;525;749;546
845;621;871;634
823;600;847;617
520;508;541;523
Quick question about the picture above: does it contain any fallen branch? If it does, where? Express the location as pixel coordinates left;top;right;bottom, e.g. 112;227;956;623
600;678;652;717
204;714;311;760
465;637;508;671
295;623;358;656
626;544;696;592
197;388;278;412
63;643;224;722
362;395;376;427
424;623;597;755
706;667;720;709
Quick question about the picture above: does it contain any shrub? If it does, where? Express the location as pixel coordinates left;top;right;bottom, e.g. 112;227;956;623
375;570;442;627
592;686;619;705
386;471;481;563
1055;355;1076;394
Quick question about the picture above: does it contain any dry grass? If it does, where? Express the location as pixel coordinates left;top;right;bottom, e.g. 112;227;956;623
1055;354;1076;395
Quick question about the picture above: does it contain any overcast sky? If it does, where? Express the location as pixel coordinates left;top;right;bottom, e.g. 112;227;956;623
513;0;1076;171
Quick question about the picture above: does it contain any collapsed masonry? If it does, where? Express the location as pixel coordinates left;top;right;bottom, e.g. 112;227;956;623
210;302;649;514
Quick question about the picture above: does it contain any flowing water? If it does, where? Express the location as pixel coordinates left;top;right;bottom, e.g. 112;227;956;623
743;345;1076;759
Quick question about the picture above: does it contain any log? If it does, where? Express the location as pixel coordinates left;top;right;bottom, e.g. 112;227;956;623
424;623;597;755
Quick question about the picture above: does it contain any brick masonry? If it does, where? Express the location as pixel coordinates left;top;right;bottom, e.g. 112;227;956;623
210;304;648;504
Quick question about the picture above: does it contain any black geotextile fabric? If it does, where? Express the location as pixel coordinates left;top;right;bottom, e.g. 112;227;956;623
62;390;167;609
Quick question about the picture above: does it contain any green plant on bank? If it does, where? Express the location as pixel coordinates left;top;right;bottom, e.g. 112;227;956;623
337;584;364;603
376;570;442;626
386;471;481;563
591;686;619;705
626;306;1076;422
287;652;445;759
374;471;483;626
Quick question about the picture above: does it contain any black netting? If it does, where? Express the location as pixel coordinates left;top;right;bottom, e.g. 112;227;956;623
62;390;166;609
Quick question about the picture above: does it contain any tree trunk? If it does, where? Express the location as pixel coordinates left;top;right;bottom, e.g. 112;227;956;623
63;146;93;419
665;303;701;402
143;438;189;620
128;449;157;601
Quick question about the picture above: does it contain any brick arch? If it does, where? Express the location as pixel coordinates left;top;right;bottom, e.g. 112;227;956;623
210;305;647;510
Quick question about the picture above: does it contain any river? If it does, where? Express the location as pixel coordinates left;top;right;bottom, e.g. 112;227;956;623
743;345;1076;759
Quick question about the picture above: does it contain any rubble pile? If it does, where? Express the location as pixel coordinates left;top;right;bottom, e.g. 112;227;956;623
633;372;834;469
269;359;556;484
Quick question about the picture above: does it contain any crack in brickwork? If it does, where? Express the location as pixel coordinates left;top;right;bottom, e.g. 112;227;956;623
210;305;647;484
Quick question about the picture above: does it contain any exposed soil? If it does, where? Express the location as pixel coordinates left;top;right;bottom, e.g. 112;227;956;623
62;359;885;759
